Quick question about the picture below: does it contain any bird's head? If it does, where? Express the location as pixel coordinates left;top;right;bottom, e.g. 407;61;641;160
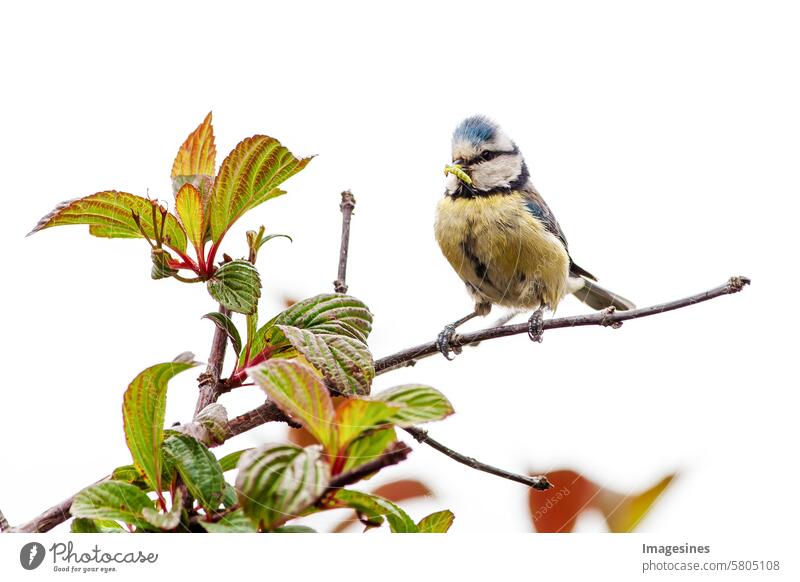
444;115;528;195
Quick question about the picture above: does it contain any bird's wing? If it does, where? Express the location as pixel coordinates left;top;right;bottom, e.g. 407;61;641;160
521;188;568;249
521;188;598;282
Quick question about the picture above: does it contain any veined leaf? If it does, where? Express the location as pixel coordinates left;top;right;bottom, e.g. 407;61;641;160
162;434;225;512
171;112;216;203
417;510;455;533
208;135;311;242
29;191;187;252
141;489;184;531
175;183;206;252
342;428;397;473
236;443;330;530
71;481;154;530
173;403;229;446
374;385;454;426
71;518;126;533
217;449;251;473
331;489;417;533
242;294;372;368
335;399;399;454
122;361;198;493
198;509;257;533
279;326;375;396
206;260;261;315
247;360;336;449
202;312;242;356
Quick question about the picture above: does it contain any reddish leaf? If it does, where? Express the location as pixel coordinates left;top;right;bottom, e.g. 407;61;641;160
528;470;675;533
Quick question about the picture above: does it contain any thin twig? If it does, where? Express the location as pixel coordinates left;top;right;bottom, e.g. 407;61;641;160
333;190;356;294
195;304;231;415
403;427;551;490
375;276;751;374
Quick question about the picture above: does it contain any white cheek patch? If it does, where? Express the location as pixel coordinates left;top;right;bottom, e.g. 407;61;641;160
445;173;460;193
471;154;524;191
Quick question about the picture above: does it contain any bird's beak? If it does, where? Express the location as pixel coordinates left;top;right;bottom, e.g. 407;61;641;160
444;162;472;185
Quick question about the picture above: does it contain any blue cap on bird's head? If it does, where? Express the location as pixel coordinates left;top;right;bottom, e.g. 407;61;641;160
446;115;527;193
452;115;498;147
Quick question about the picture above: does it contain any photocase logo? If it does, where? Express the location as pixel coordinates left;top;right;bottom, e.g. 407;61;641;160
19;542;46;570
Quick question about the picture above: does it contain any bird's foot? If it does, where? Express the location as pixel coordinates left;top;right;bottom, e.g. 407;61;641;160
436;324;462;360
527;308;544;343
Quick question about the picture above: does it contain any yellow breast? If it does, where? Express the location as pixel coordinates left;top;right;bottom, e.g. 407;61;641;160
434;192;570;310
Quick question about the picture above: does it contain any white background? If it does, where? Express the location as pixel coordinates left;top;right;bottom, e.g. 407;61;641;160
1;0;798;543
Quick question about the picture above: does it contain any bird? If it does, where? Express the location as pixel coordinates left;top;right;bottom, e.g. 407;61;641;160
433;115;635;359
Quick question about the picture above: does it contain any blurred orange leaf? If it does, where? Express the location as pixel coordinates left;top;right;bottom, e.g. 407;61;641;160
528;469;675;532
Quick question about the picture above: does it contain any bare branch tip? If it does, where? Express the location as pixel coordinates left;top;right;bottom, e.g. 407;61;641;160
728;275;752;292
339;190;356;211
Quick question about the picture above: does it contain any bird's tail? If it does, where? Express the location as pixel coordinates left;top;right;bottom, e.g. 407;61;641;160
570;278;636;311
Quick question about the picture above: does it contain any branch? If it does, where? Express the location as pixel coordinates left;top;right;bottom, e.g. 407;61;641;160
224;400;301;440
8;475;110;533
375;276;751;374
333;190;356;294
195;304;231;415
403;427;551;490
0;507;8;532
328;441;412;491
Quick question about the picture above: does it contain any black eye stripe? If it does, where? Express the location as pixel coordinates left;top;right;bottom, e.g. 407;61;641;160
468;147;518;164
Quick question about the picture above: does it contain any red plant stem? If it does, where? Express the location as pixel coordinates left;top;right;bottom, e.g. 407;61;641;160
170;248;200;274
206;240;221;272
228;347;274;386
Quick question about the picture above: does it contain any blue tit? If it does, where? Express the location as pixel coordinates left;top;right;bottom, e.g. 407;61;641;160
434;115;635;358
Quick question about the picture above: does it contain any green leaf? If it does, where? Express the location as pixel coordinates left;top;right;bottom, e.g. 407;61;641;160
141;489;184;531
221;483;238;508
29;191;187;252
374;385;455;426
175;183;206;252
342;428;397;473
173;403;229;446
256;232;292;251
279;326;375;396
202;312;242;356
150;248;178;280
122;361;198;493
208;135;311;242
247;360;336;449
71;481;154;530
332;489;417;533
111;464;149;489
273;294;373;343
335;399;400;453
206;260;261;315
198;509;257;533
274;525;316;533
417;510;455;533
217;449;251;473
162;434;225;512
71;518;126;533
242;294;372;367
236;444;330;530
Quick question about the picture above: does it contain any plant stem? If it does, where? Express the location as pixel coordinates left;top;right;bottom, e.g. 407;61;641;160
195;304;231;416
